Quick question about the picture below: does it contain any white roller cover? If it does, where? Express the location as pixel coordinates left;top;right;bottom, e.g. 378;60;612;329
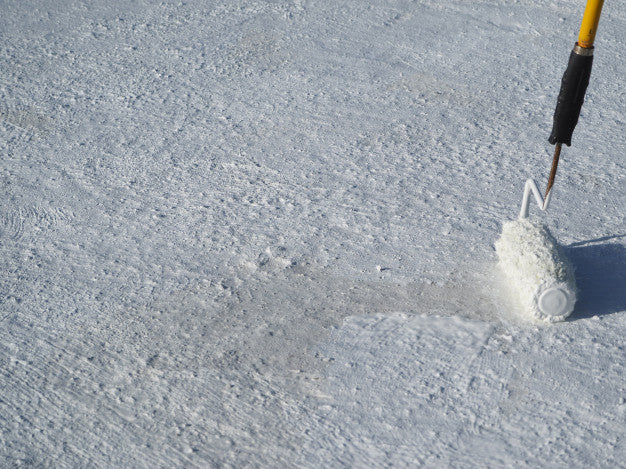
495;218;577;322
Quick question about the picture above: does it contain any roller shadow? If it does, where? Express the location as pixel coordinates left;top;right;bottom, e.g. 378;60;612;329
565;238;626;320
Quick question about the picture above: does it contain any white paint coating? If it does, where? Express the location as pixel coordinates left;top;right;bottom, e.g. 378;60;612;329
1;0;625;466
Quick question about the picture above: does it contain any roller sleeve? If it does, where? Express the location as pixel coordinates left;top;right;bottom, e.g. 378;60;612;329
495;218;577;322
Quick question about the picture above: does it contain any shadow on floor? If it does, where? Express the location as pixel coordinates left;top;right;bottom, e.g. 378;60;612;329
565;239;626;320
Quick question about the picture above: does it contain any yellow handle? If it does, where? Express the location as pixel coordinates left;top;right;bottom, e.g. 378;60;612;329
578;0;605;48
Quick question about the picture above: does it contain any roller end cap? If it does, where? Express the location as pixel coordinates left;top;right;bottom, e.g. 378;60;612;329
536;285;576;322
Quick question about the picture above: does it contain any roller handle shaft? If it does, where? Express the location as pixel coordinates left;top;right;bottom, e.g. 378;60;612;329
548;45;593;146
549;0;604;146
578;0;604;49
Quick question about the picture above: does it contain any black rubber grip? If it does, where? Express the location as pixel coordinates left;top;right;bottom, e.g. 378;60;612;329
548;47;594;146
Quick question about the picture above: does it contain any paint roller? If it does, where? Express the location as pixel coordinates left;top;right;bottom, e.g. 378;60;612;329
496;0;604;322
496;181;577;322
